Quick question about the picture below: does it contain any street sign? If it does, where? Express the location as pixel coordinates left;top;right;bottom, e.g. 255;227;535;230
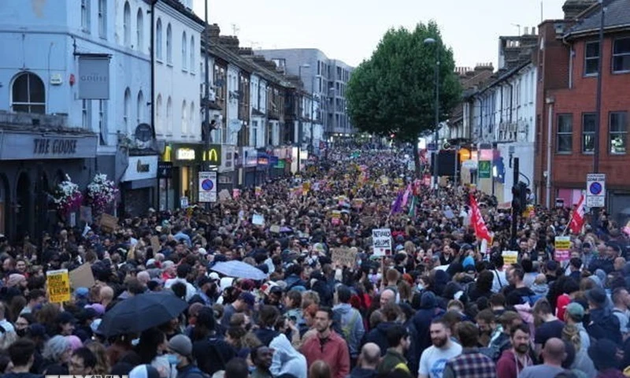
427;143;437;152
586;173;606;208
198;171;217;203
157;162;172;178
478;160;491;179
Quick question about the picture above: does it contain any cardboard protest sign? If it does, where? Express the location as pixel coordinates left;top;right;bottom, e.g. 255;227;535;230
554;236;571;261
69;263;95;289
218;189;231;201
47;269;71;303
100;214;118;233
372;228;392;257
150;235;161;253
331;248;358;267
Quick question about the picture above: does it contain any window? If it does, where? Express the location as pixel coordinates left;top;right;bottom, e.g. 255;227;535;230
189;36;195;73
81;0;90;32
166;24;172;64
11;72;45;114
155;95;162;134
181;100;188;135
609;111;627;154
556;114;573;153
136;8;143;51
582;113;596;153
156;19;163;60
166;96;172;134
99;100;108;145
98;0;106;38
123;88;131;134
613;38;630;73
190;102;195;135
123;1;131;47
137;91;144;125
182;32;187;71
584;41;599;76
82;99;91;129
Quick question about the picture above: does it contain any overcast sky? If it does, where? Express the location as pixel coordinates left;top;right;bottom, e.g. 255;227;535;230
192;0;567;69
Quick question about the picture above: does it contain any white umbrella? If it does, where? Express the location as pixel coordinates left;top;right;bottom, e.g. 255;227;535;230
211;260;267;280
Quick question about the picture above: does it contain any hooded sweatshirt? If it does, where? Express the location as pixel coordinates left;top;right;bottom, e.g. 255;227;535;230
411;292;445;365
496;349;533;378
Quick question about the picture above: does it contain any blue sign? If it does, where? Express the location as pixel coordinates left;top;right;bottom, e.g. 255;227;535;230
589;181;602;195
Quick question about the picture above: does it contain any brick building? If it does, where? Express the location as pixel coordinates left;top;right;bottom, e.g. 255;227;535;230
535;0;630;223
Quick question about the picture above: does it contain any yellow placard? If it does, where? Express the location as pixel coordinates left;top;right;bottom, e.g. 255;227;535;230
502;251;518;265
47;269;71;303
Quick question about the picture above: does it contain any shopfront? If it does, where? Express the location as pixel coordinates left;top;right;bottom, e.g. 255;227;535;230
240;147;258;188
216;145;237;192
160;143;203;210
0;130;97;241
120;155;158;216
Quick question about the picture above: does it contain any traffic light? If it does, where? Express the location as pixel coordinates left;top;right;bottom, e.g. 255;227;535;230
511;182;529;213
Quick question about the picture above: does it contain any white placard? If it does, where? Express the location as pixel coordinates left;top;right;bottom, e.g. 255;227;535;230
252;214;265;226
372;228;392;257
198;171;217;203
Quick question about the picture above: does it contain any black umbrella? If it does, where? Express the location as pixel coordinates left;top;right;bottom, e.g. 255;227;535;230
97;292;188;337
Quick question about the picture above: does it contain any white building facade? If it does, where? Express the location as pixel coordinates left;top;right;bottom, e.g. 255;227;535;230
466;62;537;203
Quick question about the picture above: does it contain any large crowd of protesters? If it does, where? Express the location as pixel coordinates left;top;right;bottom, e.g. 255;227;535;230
0;146;628;378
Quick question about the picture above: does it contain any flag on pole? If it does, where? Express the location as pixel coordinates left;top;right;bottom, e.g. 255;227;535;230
470;194;492;242
401;184;412;207
391;191;404;214
408;195;417;218
569;195;586;234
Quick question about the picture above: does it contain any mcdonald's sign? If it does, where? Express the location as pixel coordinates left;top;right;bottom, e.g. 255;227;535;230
203;144;222;165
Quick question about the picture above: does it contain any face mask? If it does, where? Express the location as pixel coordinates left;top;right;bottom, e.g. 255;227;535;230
16;328;26;337
167;354;180;365
417;283;425;291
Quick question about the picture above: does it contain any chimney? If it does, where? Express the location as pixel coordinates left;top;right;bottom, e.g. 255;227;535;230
563;0;597;20
531;26;536;35
524;26;529;35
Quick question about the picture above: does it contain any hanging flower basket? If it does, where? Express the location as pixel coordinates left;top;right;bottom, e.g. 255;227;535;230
87;173;119;216
52;174;83;218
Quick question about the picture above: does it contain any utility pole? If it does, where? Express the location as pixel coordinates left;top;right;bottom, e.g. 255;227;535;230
592;0;605;230
511;157;520;248
204;0;211;149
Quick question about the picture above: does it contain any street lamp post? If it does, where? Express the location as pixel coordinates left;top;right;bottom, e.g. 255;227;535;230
424;37;440;190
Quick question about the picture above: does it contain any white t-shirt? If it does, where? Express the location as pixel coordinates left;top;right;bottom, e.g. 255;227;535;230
418;342;463;378
491;269;508;293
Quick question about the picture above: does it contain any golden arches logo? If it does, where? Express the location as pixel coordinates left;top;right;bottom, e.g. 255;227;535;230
207;148;219;162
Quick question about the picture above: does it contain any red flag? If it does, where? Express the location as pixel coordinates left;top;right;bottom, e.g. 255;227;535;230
569;195;586;234
470;194;492;242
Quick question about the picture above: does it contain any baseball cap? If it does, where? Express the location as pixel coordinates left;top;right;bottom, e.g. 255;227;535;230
565;302;584;320
238;292;256;308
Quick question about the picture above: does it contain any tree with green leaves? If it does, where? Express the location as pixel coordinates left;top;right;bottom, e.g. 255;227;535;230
346;21;461;175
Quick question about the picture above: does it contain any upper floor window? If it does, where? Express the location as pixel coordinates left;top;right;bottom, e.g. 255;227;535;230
609;111;627;154
166;24;173;64
155;94;163;134
182;32;188;71
124;88;131;134
584;41;599;76
123;2;131;47
98;0;106;38
582;113;596;153
156;19;163;60
189;36;195;74
166;97;173;134
81;0;90;32
556;114;572;154
137;90;144;125
136;8;144;52
613;38;630;73
11;72;45;114
181;100;188;135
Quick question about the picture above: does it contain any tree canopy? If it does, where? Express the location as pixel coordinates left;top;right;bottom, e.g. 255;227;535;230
346;21;462;172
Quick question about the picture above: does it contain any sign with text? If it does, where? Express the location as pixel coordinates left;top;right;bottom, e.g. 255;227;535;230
586;173;606;208
69;263;95;289
47;269;71;303
478;160;491;179
372;228;392;257
554;236;571;261
78;55;110;99
331;248;358;267
99;214;118;233
502;250;518;265
198;171;217;203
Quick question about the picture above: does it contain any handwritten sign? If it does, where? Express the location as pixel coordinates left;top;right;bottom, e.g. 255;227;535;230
554;236;571;262
47;269;71;303
331;210;341;225
218;189;231;201
332;248;358;267
150;235;161;253
252;214;265;226
99;213;118;233
372;228;392;257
